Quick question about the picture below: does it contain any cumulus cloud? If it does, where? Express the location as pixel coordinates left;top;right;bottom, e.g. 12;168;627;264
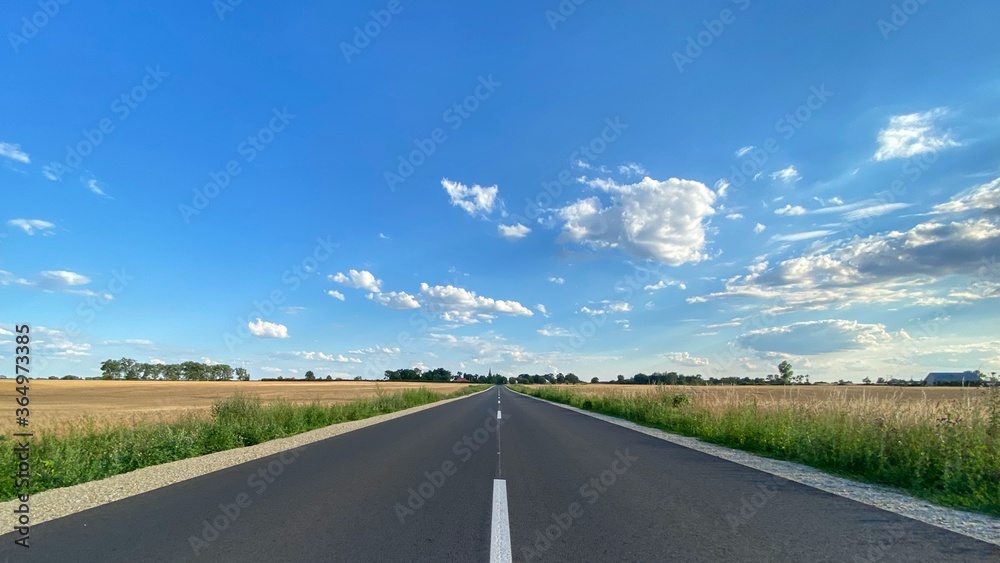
0;141;30;164
874;108;959;161
555;176;716;265
548;277;565;285
368;290;421;310
753;223;767;234
537;324;571;337
330;269;382;293
663;351;710;367
248;319;289;339
774;204;807;216
580;301;631;315
771;166;800;183
418;283;533;324
737;319;895;355
441;178;499;217
725;213;743;220
7;219;55;235
327;290;345;301
498;223;531;240
535;304;548;315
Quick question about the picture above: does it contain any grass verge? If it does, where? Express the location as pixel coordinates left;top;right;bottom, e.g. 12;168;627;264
1;385;486;501
508;384;1000;517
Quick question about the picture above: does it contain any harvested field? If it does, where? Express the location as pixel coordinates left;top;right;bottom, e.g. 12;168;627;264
6;380;469;435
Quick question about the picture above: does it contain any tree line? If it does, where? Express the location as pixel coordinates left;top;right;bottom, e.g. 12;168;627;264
99;358;249;381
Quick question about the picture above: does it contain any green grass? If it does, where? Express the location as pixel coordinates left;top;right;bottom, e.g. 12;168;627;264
509;384;1000;517
0;385;486;500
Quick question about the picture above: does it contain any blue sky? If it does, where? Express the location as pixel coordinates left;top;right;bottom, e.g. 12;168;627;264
2;0;999;381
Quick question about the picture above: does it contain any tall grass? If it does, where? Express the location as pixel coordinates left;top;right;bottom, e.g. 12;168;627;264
0;385;485;500
510;384;1000;516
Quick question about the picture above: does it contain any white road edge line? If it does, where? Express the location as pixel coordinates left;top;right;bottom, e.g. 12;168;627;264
490;479;513;563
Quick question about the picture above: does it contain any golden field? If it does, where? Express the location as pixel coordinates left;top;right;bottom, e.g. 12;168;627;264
6;380;469;435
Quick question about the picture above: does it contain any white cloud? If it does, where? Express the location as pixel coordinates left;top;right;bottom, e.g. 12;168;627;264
735;146;754;157
932;177;1000;215
771;166;800;183
7;219;55;235
663;351;710;367
0;142;30;164
537;324;571;337
770;230;836;243
535;304;548;315
327;290;345;301
378;233;389;239
725;213;743;220
441;178;499;217
84;178;108;197
330;269;382;293
548;277;565;285
418;283;533;324
368;290;421;310
715;179;731;198
738;319;895;355
248;319;289;339
874;108;960;161
774;204;807;216
150;358;166;365
644;280;686;291
618;162;648;177
288;351;361;363
556;177;716;265
608;301;632;312
36;270;90;289
753;223;767;234
260;366;283;373
697;185;1000;311
498;223;531;240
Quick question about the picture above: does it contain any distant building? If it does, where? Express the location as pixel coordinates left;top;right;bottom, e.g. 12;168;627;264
924;371;981;386
453;377;470;383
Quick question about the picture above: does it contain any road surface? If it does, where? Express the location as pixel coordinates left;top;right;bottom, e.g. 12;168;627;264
2;386;997;561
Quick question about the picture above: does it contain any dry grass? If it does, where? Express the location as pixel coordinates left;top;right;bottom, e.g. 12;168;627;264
7;380;467;436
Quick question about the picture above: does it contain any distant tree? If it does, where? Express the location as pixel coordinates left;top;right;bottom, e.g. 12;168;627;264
325;375;333;381
235;367;250;381
305;370;316;381
591;377;600;384
862;377;872;385
778;361;793;385
616;374;625;384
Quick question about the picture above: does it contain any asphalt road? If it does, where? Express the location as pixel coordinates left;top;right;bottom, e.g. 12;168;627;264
2;386;997;562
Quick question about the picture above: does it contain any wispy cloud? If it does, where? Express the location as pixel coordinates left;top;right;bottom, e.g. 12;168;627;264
7;219;55;235
0;142;30;164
